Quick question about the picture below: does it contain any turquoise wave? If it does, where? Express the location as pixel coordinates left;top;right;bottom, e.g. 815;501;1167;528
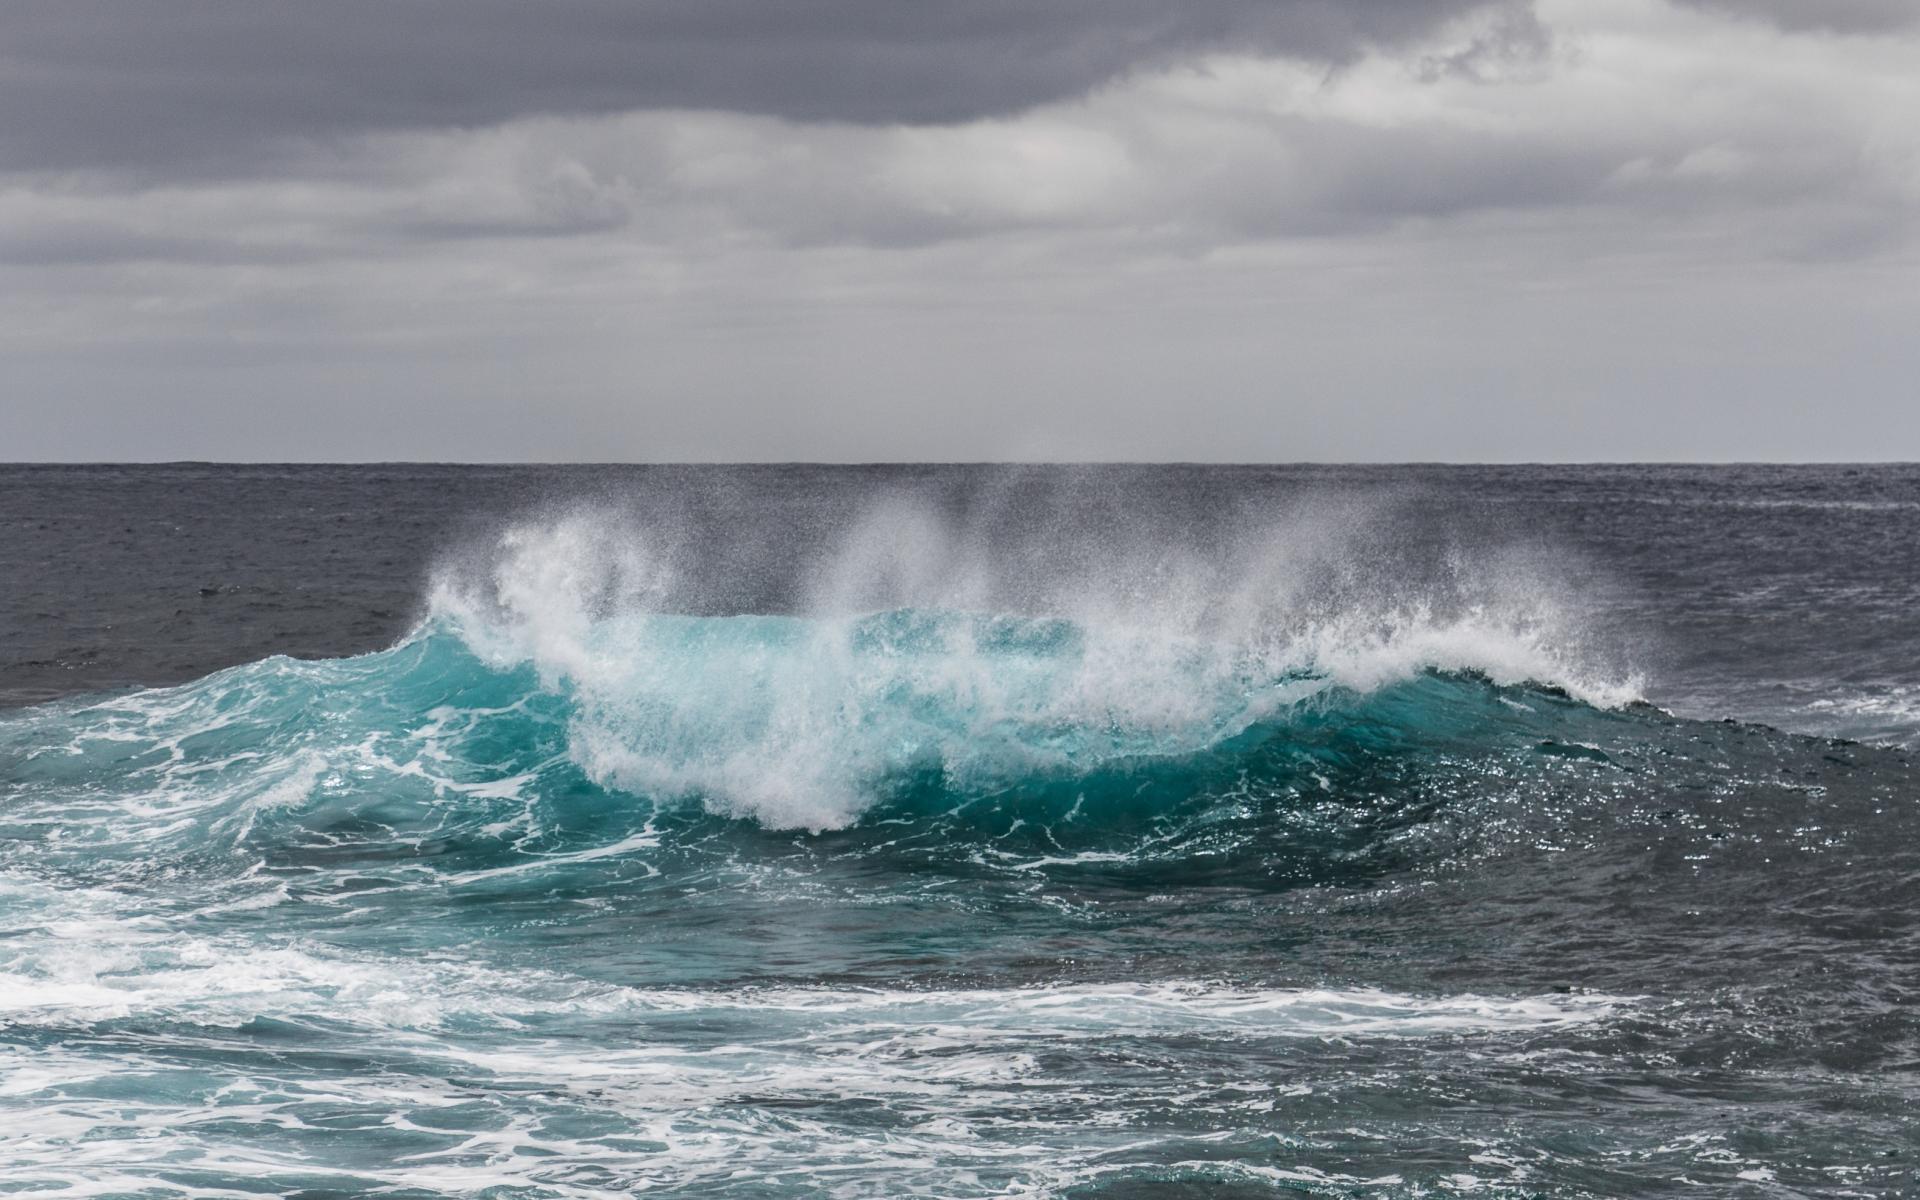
4;606;1903;1198
0;608;1654;899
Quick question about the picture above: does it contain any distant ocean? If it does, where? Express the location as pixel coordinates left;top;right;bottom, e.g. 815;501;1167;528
2;464;1915;1198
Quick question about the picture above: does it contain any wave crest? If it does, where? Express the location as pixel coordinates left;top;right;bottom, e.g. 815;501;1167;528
425;503;1640;829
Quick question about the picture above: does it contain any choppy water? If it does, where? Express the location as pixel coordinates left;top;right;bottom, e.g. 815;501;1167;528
1;465;1916;1198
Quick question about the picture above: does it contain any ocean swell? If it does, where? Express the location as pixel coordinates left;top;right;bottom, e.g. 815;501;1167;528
0;499;1653;912
420;505;1640;831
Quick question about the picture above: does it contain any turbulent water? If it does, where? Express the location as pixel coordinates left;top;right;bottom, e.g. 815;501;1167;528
1;465;1916;1198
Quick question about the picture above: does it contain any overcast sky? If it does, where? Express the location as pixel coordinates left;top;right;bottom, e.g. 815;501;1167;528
4;0;1917;460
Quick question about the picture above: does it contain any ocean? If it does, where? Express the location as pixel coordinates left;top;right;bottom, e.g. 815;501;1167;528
0;463;1915;1198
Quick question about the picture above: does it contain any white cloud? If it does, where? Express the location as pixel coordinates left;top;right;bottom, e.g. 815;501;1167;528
10;0;1912;262
1;0;1916;459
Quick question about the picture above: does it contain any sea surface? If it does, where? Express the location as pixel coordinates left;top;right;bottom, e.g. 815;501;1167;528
0;464;1915;1198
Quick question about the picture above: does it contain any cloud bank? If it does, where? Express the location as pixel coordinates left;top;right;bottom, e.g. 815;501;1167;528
2;0;1916;459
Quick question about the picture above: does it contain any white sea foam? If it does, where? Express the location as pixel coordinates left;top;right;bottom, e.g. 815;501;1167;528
0;901;1624;1038
426;499;1640;830
0;922;1631;1200
1805;683;1920;745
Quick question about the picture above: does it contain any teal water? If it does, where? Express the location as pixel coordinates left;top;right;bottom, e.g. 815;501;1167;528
2;469;1917;1196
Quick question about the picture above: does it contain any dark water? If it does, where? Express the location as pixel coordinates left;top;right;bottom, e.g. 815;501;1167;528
1;464;1916;1197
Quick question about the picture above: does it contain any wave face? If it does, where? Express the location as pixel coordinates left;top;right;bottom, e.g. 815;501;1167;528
3;481;1917;1199
421;502;1638;832
0;612;1632;883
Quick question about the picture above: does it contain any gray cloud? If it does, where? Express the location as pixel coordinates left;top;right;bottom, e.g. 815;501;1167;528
0;0;1512;178
5;6;1912;270
1;0;1916;462
1670;0;1920;33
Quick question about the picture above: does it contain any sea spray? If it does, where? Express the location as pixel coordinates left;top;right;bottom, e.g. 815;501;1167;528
4;465;1915;1197
422;499;1640;828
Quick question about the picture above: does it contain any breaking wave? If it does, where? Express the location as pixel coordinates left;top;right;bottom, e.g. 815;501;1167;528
421;503;1641;830
7;484;1913;1199
1;502;1650;860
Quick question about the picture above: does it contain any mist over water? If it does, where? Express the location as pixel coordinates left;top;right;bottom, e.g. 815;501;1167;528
1;465;1916;1197
423;490;1637;830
